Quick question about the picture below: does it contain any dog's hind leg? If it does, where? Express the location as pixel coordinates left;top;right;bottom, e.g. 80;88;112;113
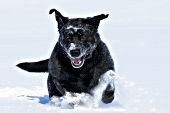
16;59;49;72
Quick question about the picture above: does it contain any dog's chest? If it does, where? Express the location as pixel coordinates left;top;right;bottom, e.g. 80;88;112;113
58;72;93;93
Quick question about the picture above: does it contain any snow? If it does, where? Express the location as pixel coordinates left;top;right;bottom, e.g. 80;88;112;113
0;0;170;113
0;74;161;113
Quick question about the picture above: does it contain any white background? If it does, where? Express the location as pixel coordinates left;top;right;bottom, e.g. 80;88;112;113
0;0;170;113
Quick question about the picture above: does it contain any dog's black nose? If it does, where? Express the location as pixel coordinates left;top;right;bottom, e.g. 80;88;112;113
70;49;81;57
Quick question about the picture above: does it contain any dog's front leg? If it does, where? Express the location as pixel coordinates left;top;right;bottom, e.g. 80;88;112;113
53;78;66;96
47;75;66;98
102;83;115;104
91;70;115;104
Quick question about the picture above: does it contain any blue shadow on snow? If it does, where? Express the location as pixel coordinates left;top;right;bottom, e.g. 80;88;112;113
27;95;50;104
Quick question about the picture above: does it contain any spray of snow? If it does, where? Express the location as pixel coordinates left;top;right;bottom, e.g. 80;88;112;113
50;70;115;109
0;72;160;113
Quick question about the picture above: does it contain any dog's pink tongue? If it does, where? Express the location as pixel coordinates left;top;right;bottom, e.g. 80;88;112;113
73;58;81;65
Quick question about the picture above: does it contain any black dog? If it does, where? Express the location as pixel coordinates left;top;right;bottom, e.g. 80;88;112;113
17;9;115;104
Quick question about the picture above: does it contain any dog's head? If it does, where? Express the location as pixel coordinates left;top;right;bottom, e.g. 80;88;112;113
49;9;108;68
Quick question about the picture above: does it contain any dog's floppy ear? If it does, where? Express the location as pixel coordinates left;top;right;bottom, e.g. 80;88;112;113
86;14;109;29
49;9;69;30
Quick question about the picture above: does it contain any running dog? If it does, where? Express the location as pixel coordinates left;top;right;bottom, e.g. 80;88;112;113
17;9;115;104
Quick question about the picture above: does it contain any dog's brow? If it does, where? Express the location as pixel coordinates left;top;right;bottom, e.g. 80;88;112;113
66;25;83;32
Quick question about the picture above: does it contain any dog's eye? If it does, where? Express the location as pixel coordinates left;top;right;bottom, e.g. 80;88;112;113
67;32;73;37
65;32;73;41
77;29;84;37
79;36;86;42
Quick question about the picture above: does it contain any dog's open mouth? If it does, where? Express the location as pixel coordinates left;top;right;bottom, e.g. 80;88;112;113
65;46;93;68
71;57;85;68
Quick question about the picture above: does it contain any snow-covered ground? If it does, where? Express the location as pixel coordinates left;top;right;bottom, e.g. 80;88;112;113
0;0;170;113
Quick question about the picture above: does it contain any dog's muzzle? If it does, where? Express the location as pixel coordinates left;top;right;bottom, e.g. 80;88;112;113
70;49;81;57
60;42;96;68
69;48;85;68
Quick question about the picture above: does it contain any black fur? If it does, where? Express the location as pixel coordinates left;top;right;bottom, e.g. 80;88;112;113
49;9;69;30
16;59;48;72
17;9;115;104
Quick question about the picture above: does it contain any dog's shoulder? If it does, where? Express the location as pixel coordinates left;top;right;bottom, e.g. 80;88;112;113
95;41;115;73
50;42;67;59
97;41;111;57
